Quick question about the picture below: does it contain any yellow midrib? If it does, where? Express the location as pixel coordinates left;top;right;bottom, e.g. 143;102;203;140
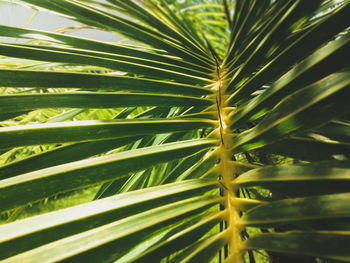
215;66;244;263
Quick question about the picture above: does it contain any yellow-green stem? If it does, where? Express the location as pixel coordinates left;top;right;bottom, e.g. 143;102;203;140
215;67;244;263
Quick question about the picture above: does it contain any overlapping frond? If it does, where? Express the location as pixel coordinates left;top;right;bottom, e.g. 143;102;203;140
0;0;349;262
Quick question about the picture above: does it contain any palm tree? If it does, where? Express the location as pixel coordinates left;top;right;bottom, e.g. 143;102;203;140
0;0;349;262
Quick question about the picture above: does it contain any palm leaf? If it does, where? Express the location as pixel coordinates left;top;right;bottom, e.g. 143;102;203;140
0;0;349;262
